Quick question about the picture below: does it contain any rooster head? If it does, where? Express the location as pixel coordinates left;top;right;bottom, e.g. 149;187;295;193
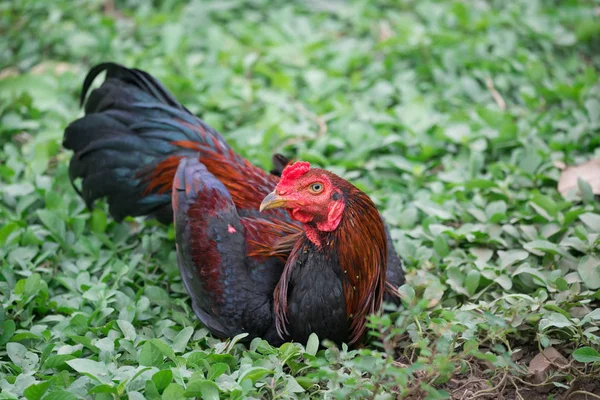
259;161;345;233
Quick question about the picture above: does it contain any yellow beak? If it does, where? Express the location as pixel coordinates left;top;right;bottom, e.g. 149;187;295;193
259;191;289;212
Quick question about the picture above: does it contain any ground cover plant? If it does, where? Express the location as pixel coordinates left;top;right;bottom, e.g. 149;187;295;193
1;0;600;398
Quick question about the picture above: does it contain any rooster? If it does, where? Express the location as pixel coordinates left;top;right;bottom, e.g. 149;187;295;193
64;63;405;346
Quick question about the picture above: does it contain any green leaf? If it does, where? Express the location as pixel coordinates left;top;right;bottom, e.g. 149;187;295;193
284;376;305;393
2;183;35;197
305;333;319;356
464;270;480;296
146;380;161;399
43;354;76;369
162;383;185;400
398;207;419;229
43;389;78;400
223;332;249;352
238;367;272;384
0;319;16;345
579;213;600;232
36;209;66;242
24;381;51;400
498;250;529;269
150;339;177;360
578;256;600;290
434;235;450;258
144;286;171;307
445;267;467;296
578;178;595;203
495;275;513;291
523;240;567;257
172;327;194;353
117;320;136;341
152;369;173;392
413;200;454;220
470;248;493;265
539;313;574;330
585;98;599;125
572;347;600;363
207;363;228;380
184;380;220;399
582;309;600;324
7;342;38;372
444;124;471;143
139;339;176;367
513;264;548;287
40;343;56;367
66;359;109;380
139;341;164;367
529;193;558;219
295;376;313;389
485;200;507;221
88;384;117;394
0;222;19;246
24;273;42;299
162;23;183;55
553;277;569;291
543;304;571;319
90;209;107;234
69;335;99;353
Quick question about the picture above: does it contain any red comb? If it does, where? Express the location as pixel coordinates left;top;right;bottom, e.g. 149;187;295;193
279;161;310;185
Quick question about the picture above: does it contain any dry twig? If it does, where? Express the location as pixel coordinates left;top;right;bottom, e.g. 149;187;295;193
567;391;600;400
466;372;508;400
279;100;328;148
293;100;328;138
485;76;506;111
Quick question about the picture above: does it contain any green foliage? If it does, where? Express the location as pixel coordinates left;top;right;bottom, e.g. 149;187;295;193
1;0;600;398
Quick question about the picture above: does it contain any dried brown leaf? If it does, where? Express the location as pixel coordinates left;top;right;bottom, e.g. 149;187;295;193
557;159;600;196
528;347;568;393
31;61;78;76
0;67;19;80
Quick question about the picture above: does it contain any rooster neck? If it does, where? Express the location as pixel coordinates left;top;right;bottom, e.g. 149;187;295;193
303;224;324;247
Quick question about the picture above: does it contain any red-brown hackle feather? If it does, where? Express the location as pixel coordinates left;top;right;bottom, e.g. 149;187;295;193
244;218;303;260
141;140;281;211
141;139;303;258
143;155;183;194
334;183;388;344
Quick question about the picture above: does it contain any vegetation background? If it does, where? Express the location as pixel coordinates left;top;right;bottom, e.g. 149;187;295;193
1;0;600;398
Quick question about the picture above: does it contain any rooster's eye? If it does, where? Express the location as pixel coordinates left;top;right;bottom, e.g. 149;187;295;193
309;183;324;194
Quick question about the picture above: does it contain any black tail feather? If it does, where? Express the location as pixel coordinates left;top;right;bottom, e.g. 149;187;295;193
64;62;227;223
80;62;187;112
